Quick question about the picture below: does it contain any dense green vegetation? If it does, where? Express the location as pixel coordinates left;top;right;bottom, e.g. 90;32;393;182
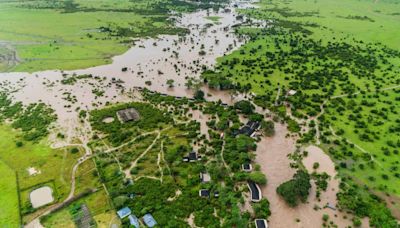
0;0;229;72
83;92;271;227
0;93;56;141
276;170;311;207
202;0;400;224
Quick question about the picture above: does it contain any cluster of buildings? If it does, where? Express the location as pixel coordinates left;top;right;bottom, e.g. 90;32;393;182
117;207;157;228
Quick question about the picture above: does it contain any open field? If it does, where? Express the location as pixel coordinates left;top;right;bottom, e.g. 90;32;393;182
0;160;20;227
0;124;82;224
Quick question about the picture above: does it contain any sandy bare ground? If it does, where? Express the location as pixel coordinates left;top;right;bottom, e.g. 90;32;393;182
30;186;54;208
255;124;360;227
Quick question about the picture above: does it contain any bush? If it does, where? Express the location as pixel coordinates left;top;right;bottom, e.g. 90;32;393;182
276;170;311;207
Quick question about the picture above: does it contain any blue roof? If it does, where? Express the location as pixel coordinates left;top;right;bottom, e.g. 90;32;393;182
129;215;140;228
117;207;131;219
143;213;157;227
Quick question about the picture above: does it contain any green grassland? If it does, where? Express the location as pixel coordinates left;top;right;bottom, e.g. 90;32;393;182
0;160;20;227
0;0;225;72
320;89;400;213
202;0;400;225
0;124;82;224
41;158;115;228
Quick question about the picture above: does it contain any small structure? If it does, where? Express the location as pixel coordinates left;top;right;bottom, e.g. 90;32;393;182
183;151;201;162
143;213;157;227
247;181;262;202
255;219;268;228
287;90;297;96
199;189;210;198
75;204;95;228
116;108;140;123
117;207;131;219
325;203;337;210
242;163;253;172
128;215;140;228
200;172;211;183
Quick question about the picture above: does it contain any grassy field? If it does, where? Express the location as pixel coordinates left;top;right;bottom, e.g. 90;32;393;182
0;160;20;227
0;0;217;72
0;124;82;224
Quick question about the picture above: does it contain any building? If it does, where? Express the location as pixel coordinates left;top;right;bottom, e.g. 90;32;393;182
255;219;268;228
200;172;211;183
242;163;253;172
199;189;210;197
128;215;140;228
116;108;140;123
234;121;260;137
117;207;131;219
247;181;262;202
183;151;201;162
143;213;157;227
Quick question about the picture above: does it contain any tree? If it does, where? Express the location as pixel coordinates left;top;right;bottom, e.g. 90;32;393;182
261;120;275;136
253;199;271;218
276;170;311;207
234;100;254;115
194;90;205;100
166;79;175;88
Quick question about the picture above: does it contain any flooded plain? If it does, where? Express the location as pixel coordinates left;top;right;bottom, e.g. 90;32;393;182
0;0;351;227
0;2;260;134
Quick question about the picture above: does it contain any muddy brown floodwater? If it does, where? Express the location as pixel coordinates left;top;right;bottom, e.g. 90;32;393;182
256;124;368;227
0;0;355;227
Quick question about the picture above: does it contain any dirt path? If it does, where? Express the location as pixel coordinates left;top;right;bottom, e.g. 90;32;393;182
124;131;161;179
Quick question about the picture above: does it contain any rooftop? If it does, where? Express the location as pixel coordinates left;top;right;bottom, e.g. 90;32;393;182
117;207;131;219
255;219;268;228
248;181;262;202
200;172;211;183
199;189;210;197
116;108;140;123
128;215;140;228
143;213;157;227
242;163;253;172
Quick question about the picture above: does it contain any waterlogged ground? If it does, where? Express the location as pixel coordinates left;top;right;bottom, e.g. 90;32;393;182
0;3;257;136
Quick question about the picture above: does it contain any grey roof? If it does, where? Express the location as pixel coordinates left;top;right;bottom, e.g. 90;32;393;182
117;207;131;219
248;181;261;202
117;108;140;123
128;215;140;228
255;219;268;228
143;214;157;227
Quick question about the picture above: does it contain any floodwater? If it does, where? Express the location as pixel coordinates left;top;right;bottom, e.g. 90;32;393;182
0;0;351;227
256;126;362;227
0;1;262;135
